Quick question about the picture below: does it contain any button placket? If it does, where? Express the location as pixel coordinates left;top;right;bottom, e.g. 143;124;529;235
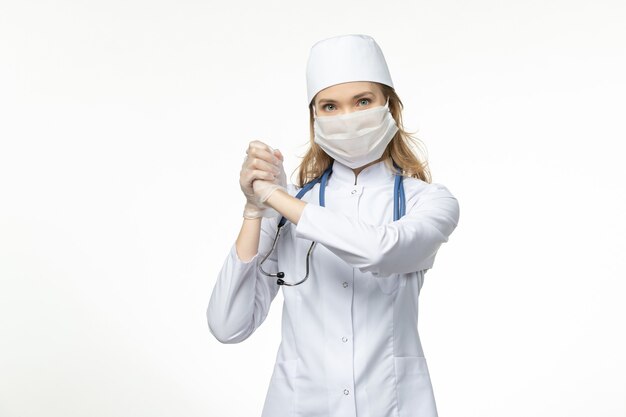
329;181;357;411
349;184;362;196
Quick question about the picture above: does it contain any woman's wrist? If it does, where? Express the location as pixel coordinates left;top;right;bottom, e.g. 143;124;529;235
242;201;265;220
265;188;307;225
236;212;262;262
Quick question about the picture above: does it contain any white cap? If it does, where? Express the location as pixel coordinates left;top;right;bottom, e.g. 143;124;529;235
306;34;394;106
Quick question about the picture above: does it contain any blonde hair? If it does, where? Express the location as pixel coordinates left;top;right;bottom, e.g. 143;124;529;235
293;83;431;187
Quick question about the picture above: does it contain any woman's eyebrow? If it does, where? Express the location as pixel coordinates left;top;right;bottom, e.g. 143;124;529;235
318;91;375;104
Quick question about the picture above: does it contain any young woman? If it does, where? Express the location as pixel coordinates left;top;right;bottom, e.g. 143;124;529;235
207;34;460;417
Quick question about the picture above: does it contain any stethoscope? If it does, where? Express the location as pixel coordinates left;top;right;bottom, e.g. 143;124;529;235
258;160;406;286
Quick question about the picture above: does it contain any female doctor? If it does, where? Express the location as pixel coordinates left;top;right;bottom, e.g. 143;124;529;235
207;34;460;417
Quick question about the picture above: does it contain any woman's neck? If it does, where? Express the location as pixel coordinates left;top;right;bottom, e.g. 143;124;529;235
351;156;385;181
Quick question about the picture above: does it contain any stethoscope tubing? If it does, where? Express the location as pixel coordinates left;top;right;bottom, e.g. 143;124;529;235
260;160;406;286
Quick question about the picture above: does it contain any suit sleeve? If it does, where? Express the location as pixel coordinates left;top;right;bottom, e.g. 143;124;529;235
206;208;283;344
294;183;460;276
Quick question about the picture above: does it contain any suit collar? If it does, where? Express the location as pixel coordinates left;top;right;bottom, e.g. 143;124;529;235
330;158;396;186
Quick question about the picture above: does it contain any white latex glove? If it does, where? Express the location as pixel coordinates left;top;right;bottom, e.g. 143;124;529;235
252;155;287;218
239;141;286;219
253;178;287;207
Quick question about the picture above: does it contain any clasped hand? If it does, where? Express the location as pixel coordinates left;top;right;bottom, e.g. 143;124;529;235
240;140;287;219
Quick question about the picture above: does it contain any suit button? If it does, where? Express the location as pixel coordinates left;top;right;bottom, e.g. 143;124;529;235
344;389;350;395
342;336;348;342
351;189;357;194
342;281;348;288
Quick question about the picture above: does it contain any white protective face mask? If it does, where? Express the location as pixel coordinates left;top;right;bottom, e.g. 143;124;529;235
313;97;399;169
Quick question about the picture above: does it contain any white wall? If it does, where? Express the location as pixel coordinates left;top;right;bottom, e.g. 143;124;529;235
1;0;624;416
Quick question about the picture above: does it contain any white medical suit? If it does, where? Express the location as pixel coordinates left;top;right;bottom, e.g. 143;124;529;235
207;159;460;417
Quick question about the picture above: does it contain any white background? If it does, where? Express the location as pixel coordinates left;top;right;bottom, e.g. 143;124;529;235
1;0;625;416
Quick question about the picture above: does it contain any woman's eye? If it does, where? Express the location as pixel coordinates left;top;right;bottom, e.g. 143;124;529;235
323;104;335;111
358;98;371;106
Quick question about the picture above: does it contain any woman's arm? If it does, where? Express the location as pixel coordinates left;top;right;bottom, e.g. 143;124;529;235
207;216;281;344
264;189;307;225
206;141;284;344
260;182;460;277
298;183;459;276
